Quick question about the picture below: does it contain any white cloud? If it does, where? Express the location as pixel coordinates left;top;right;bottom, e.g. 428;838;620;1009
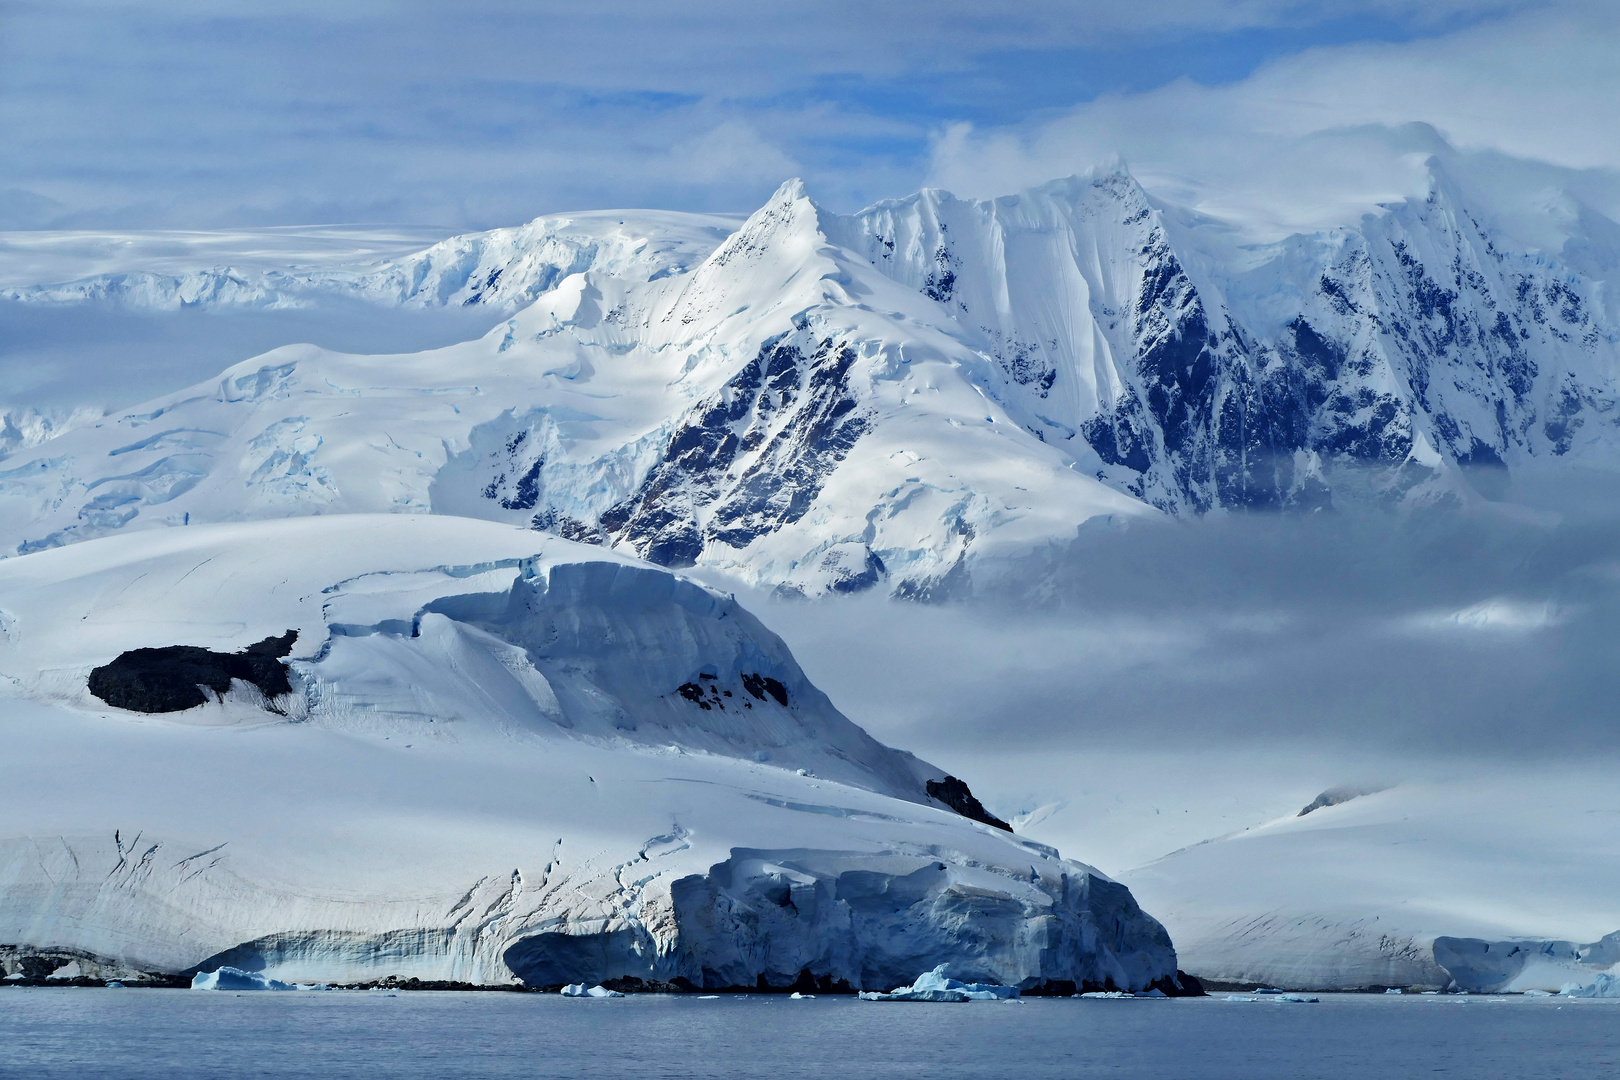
0;0;1570;228
927;4;1620;243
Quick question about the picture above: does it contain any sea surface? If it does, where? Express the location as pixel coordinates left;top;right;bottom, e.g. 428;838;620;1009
2;989;1616;1079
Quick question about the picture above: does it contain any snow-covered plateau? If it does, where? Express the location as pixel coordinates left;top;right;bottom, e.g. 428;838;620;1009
0;514;1180;991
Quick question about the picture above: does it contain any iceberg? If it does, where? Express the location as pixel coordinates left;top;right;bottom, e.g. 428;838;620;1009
857;965;1019;1003
561;983;624;998
192;967;301;991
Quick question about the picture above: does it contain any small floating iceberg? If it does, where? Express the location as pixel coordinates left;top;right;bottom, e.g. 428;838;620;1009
1562;973;1620;999
1225;992;1318;1003
858;965;1019;1003
191;967;325;991
561;983;624;998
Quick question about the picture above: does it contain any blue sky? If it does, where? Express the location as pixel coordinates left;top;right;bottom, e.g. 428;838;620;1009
1;1;1612;231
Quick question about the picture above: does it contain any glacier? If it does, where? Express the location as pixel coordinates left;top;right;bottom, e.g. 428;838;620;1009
0;514;1180;992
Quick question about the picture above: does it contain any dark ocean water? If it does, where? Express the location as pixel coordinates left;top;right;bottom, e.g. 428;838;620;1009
2;988;1616;1079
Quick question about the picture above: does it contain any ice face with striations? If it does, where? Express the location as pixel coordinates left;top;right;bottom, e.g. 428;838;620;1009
0;514;1177;991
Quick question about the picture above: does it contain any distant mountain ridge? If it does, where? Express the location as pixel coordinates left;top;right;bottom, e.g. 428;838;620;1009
3;166;1617;594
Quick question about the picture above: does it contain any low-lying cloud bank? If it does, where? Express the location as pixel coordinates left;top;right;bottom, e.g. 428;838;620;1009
737;477;1620;867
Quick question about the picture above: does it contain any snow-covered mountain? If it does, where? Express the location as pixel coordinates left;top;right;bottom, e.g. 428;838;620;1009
6;166;1620;994
4;165;1619;596
830;166;1620;512
0;514;1180;990
0;181;1148;596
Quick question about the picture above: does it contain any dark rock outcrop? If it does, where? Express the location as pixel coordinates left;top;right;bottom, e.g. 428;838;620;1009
599;333;870;567
87;630;297;713
926;775;1012;832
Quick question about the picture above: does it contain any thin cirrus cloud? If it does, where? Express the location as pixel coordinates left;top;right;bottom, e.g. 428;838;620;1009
0;0;1561;230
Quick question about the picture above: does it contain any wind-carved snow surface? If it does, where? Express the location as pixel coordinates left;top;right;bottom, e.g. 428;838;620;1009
0;515;1177;991
4;164;1616;596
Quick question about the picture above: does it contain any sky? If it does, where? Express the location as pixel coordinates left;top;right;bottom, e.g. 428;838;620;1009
3;1;1615;233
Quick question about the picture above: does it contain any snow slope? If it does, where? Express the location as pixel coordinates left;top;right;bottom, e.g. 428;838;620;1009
0;515;1178;991
830;166;1620;512
1119;773;1620;992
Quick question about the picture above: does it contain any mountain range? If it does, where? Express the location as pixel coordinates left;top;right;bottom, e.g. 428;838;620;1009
5;164;1619;598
